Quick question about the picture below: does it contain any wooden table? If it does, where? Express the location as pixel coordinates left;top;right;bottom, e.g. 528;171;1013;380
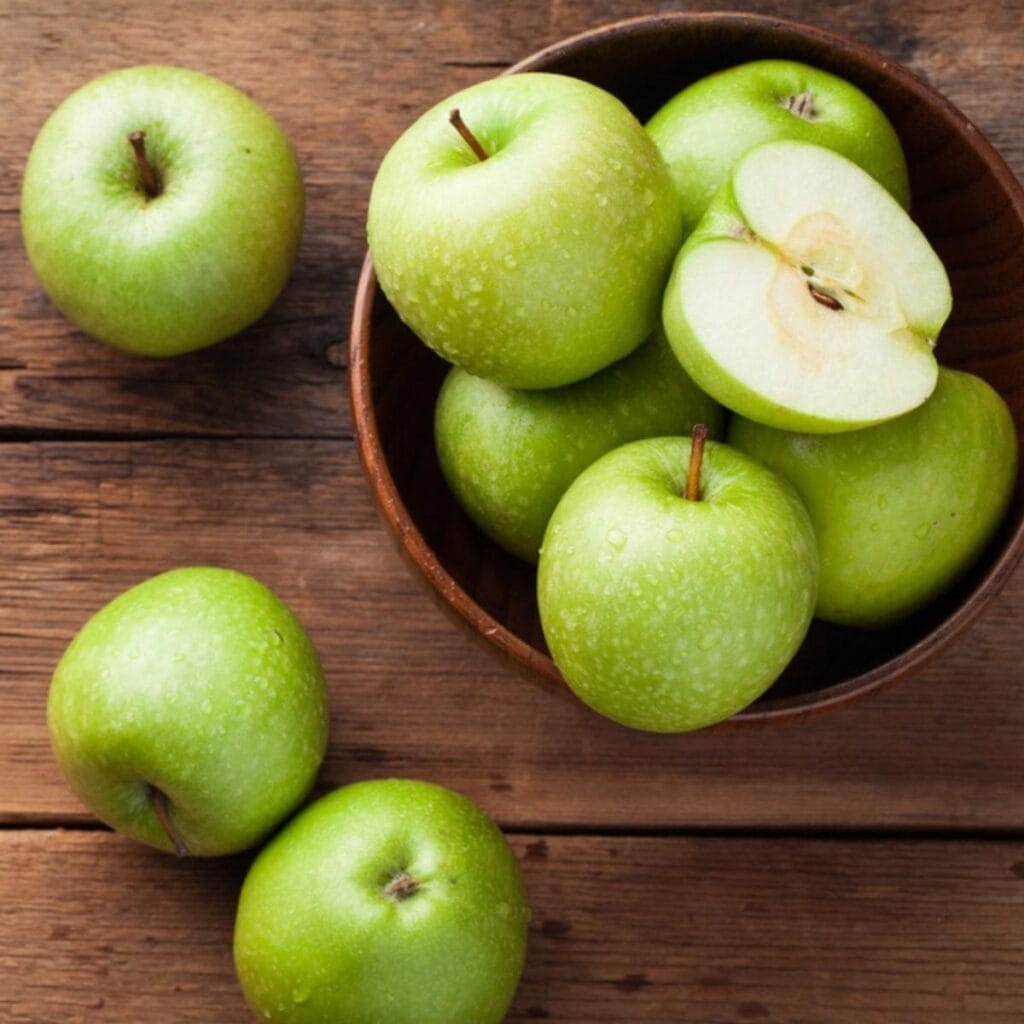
2;2;1023;1021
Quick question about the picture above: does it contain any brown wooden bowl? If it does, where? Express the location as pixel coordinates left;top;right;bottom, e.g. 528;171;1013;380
350;12;1024;729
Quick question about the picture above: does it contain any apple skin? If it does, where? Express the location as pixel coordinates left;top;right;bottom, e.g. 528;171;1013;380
435;330;725;563
646;59;910;238
729;367;1019;628
21;65;304;356
367;72;683;389
234;779;529;1024
46;567;328;856
538;437;818;732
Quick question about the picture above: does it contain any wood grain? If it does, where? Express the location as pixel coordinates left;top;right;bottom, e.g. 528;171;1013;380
3;829;1024;1023
2;438;1022;831
0;0;1021;438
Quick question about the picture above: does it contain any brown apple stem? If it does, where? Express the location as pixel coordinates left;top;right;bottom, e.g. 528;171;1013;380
686;423;709;502
448;108;489;162
384;870;420;901
127;130;161;198
808;283;844;311
151;787;188;857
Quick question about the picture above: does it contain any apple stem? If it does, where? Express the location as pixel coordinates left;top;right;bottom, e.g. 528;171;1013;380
127;130;162;199
384;870;420;901
448;108;489;162
151;787;188;857
685;423;709;502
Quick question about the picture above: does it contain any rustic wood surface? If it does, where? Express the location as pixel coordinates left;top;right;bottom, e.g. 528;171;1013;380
1;0;1023;1021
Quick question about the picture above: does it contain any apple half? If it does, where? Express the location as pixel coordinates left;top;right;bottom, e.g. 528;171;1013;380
663;141;952;432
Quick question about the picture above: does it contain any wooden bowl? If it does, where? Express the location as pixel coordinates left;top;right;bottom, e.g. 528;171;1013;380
350;12;1024;729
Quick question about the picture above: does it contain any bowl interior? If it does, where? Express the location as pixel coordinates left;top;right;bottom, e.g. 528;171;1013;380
356;13;1024;723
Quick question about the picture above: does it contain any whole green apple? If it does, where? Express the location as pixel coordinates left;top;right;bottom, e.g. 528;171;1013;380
663;141;951;433
234;779;529;1024
646;59;910;237
537;432;818;732
47;567;328;856
21;65;304;356
435;329;725;562
367;72;683;389
729;367;1019;627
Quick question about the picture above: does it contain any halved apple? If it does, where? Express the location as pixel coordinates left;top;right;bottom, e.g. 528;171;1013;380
662;141;952;432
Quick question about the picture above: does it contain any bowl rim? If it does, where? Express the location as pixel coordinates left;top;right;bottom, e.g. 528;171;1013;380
350;10;1024;730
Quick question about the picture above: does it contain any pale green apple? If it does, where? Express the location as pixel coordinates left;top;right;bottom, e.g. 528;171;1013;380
663;141;951;432
47;567;328;856
729;367;1019;627
21;65;304;356
537;435;818;732
435;329;725;562
234;779;529;1024
367;72;683;389
647;59;910;237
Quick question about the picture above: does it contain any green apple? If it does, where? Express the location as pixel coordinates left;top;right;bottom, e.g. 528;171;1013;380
435;329;725;562
47;567;328;856
646;59;910;238
663;141;951;433
21;65;304;356
234;779;529;1024
537;432;818;732
729;367;1019;628
367;72;683;389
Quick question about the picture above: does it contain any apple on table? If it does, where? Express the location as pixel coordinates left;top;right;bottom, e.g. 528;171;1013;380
234;778;529;1024
21;65;305;356
47;567;328;857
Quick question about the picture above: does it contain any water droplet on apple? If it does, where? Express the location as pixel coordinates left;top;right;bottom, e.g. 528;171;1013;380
292;987;310;1004
503;253;518;270
642;189;655;207
698;634;715;651
468;278;483;292
606;528;627;550
596;194;608;207
914;523;931;540
877;494;888;510
667;529;684;544
271;629;283;647
869;523;880;533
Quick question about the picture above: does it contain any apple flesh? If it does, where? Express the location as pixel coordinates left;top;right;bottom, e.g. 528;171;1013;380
47;567;328;856
368;71;683;389
646;59;911;237
234;779;529;1024
21;65;304;356
435;330;725;562
537;435;818;732
663;141;951;432
729;367;1019;627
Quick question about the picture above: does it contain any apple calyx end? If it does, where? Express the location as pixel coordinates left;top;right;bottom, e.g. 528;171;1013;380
151;786;189;857
782;90;817;121
127;130;162;200
685;423;709;502
384;870;420;902
448;108;489;163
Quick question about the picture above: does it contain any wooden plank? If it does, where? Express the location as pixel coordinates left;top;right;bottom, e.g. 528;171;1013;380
2;829;1023;1022
0;0;1021;437
2;438;1022;831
